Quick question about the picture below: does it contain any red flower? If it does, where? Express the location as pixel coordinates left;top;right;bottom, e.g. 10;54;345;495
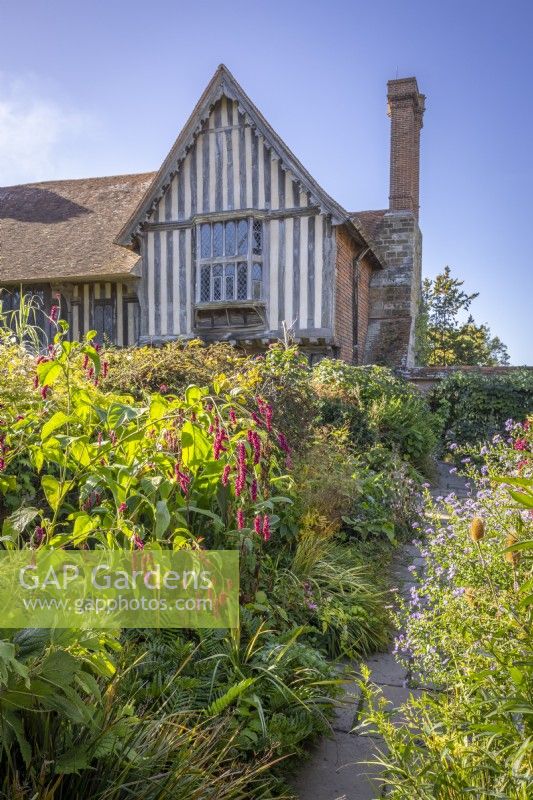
253;515;262;535
250;478;258;501
236;509;245;530
247;429;261;464
132;533;144;550
33;374;39;389
262;514;271;542
174;462;191;494
514;438;529;451
118;502;127;514
221;464;231;486
102;361;109;378
235;441;247;497
40;385;50;400
49;305;59;322
34;526;46;544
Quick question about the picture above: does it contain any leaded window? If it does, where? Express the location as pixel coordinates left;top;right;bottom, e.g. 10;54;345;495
197;219;263;303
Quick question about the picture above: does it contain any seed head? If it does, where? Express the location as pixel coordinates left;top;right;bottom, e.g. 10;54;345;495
469;517;485;542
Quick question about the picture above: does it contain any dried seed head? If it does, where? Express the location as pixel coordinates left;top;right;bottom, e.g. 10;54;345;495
470;517;485;542
505;532;520;566
464;587;476;606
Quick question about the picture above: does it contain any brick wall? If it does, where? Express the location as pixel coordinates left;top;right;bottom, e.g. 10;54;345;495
334;225;356;362
333;225;374;364
387;78;425;219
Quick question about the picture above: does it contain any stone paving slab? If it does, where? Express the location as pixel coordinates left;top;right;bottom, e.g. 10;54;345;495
332;680;362;733
363;651;407;688
290;732;384;800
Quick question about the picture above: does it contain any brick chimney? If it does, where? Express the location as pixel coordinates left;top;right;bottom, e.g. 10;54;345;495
387;77;425;219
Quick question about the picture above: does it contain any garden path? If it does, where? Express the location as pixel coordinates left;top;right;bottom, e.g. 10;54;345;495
290;461;468;800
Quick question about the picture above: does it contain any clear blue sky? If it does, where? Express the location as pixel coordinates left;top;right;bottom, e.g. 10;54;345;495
1;0;531;363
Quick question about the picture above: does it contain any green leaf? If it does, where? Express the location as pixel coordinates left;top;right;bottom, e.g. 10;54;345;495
55;746;91;774
509;490;533;508
181;421;211;467
41;411;70;441
185;385;208;406
37;360;62;386
42;475;71;512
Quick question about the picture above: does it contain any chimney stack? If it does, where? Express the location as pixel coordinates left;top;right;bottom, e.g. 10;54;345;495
387;77;425;219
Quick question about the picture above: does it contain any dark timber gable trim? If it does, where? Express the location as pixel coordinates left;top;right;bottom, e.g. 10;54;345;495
115;64;382;269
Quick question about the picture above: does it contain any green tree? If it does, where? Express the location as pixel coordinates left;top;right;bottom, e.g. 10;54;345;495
417;266;509;366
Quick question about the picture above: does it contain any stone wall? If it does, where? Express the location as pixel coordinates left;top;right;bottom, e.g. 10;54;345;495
399;365;533;394
363;210;421;367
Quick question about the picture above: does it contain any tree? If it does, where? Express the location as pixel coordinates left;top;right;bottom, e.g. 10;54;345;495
416;266;509;366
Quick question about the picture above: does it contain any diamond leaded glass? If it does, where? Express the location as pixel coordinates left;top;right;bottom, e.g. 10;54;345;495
225;221;236;256
213;223;223;257
200;224;211;259
237;262;248;300
212;264;223;301
252;220;262;255
237;220;248;255
200;265;211;302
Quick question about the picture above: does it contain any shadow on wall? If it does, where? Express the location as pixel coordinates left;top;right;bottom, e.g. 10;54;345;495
0;187;90;224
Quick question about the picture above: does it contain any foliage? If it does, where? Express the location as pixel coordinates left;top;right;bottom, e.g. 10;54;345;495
430;367;533;449
271;516;390;658
293;430;425;544
417;265;509;366
311;360;437;471
358;428;533;798
105;341;318;454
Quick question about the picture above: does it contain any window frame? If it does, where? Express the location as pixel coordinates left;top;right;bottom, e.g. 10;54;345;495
196;217;264;305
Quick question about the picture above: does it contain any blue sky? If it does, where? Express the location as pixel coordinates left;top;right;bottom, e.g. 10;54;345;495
1;0;531;363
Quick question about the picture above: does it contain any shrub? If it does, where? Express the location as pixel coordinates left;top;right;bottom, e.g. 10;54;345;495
104;341;318;454
359;431;533;798
293;430;425;543
430;368;533;449
311;360;437;470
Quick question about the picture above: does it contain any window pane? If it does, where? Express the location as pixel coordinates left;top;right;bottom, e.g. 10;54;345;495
225;221;236;256
225;264;235;300
213;222;223;257
252;220;262;255
200;265;211;301
252;263;262;300
200;224;211;258
213;264;223;301
237;220;248;255
237;262;248;300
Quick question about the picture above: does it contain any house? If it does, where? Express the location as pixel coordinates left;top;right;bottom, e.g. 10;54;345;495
0;65;425;366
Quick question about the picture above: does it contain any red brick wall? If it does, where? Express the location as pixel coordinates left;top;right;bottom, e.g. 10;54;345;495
334;226;373;364
357;257;372;362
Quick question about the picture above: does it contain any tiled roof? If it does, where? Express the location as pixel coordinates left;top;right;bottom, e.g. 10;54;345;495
0;172;155;283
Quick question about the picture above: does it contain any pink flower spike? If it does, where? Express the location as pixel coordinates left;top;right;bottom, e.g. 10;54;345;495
49;305;59;322
118;502;127;514
262;515;271;542
132;533;144;550
229;408;237;425
253;515;262;535
250;478;258;501
221;464;231;486
236;509;245;530
40;385;50;400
